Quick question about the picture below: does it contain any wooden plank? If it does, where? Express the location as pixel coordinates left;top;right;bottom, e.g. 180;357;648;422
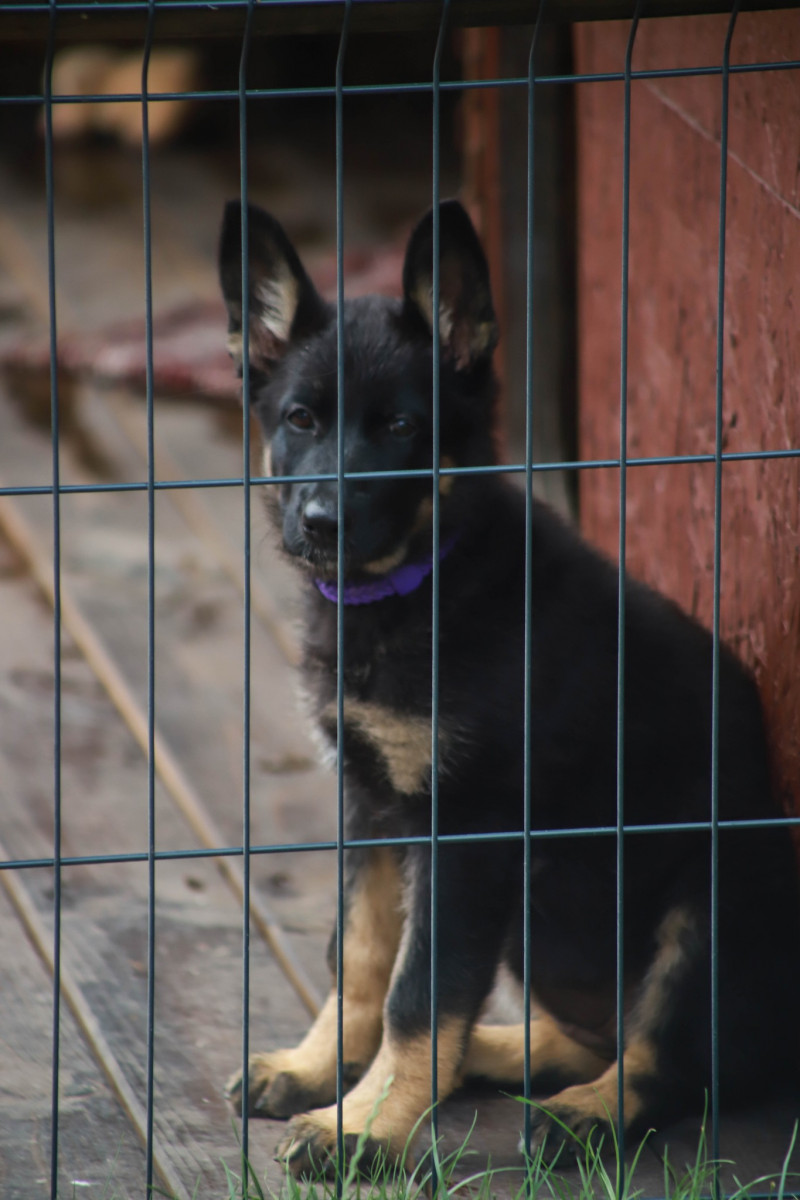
574;14;800;825
0;384;337;947
3;0;798;44
82;389;343;966
0;170;336;1191
0;153;332;1184
0;509;324;1195
0;482;327;1010
0;832;193;1200
0;880;151;1200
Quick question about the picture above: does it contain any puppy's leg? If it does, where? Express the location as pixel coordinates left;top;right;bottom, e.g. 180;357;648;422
529;905;702;1159
278;1014;470;1176
463;1015;611;1090
527;1041;658;1159
228;847;403;1118
278;844;511;1176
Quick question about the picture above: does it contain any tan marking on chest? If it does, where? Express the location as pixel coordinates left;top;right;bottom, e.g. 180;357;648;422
324;699;444;795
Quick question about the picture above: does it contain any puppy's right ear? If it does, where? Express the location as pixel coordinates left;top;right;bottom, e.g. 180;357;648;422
219;201;329;378
402;200;498;372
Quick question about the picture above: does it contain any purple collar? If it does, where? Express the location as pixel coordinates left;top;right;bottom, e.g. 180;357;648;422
314;536;456;606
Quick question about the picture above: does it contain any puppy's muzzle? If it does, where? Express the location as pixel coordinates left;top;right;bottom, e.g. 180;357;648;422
301;497;338;548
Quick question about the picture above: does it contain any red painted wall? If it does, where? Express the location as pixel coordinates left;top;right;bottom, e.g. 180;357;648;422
574;14;800;820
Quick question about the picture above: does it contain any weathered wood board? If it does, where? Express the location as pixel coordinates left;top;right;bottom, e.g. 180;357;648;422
574;13;800;825
0;876;151;1200
0;485;324;1196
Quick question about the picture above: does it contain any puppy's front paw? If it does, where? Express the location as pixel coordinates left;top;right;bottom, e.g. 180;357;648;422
226;1051;356;1120
526;1089;614;1165
276;1112;338;1178
277;1110;390;1180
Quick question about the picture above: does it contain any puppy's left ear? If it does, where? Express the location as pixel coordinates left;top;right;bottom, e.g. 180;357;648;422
402;200;498;371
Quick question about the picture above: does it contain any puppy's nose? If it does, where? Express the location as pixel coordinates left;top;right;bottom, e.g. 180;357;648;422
302;499;338;543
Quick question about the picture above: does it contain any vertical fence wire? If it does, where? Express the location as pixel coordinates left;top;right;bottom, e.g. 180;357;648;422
710;4;740;1184
429;0;452;1167
140;2;158;1193
334;2;353;1189
237;1;256;1185
616;6;641;1177
43;3;62;1196
522;0;545;1167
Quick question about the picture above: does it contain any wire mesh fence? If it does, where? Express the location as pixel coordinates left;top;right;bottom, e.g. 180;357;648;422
0;2;799;1198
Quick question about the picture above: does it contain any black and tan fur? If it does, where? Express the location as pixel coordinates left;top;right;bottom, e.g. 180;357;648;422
218;199;800;1173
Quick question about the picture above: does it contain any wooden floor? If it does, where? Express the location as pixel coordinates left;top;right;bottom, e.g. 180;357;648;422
0;134;798;1199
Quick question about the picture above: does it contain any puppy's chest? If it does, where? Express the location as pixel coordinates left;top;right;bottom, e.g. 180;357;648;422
302;649;457;798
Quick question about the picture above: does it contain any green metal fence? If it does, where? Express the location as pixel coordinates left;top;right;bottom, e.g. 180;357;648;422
1;2;799;1197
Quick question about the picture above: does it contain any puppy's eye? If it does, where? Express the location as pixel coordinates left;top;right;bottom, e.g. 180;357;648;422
388;415;417;439
286;407;314;431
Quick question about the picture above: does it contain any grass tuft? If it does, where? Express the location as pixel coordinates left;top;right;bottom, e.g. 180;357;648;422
149;1103;800;1200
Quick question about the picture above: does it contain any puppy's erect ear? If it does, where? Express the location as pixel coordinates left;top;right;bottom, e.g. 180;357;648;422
402;200;498;372
219;201;329;377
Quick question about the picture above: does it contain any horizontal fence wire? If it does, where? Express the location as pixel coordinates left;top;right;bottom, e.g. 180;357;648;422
6;58;800;110
0;1;798;1197
4;445;800;500
4;812;800;874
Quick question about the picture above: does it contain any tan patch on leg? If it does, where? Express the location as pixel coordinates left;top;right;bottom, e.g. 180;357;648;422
539;1040;656;1131
342;1020;465;1142
229;848;403;1117
632;905;695;1034
463;1014;611;1085
338;847;405;1060
462;1023;527;1081
530;908;693;1150
278;1019;467;1168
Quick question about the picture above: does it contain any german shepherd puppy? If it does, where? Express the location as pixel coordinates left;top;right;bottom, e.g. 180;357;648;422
218;199;800;1174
